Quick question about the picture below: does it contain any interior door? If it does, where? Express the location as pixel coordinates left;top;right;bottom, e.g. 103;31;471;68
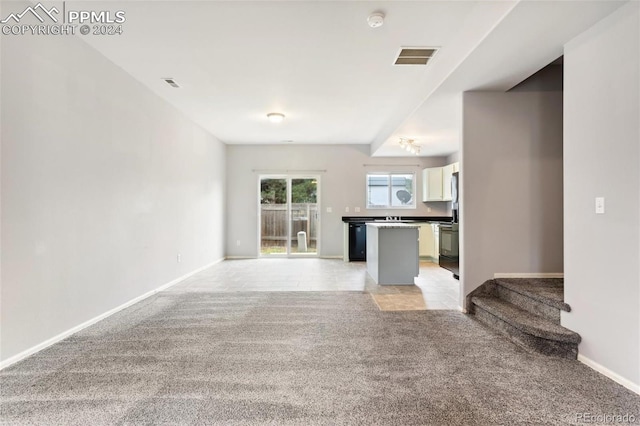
259;176;319;256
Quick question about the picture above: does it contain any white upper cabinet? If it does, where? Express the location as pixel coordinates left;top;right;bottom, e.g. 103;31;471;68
422;167;443;201
422;162;459;202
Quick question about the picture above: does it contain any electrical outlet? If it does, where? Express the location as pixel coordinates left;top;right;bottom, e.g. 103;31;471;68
354;207;360;213
326;207;332;213
595;197;605;214
345;207;350;213
427;207;432;213
236;240;241;246
177;253;181;263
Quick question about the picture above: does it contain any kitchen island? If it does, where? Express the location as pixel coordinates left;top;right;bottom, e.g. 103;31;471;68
366;223;420;285
342;216;451;262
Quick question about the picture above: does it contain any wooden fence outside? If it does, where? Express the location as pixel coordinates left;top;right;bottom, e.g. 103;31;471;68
260;203;318;248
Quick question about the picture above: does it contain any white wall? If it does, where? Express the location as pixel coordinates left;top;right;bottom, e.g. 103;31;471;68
461;91;564;304
226;144;451;257
562;1;639;389
1;26;226;362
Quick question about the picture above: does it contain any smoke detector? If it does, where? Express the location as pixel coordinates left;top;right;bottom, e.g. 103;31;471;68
367;12;384;28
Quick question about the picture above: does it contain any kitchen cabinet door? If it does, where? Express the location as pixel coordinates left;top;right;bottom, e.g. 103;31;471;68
419;224;440;261
433;223;440;257
422;167;443;201
419;224;435;258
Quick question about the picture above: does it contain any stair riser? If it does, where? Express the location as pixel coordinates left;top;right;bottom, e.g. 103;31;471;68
474;306;578;360
465;281;498;314
496;285;561;324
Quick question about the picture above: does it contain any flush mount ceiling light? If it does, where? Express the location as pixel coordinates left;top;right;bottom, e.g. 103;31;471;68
267;112;285;123
367;12;385;28
399;138;421;155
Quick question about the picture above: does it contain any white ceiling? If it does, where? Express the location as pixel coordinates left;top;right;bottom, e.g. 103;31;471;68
79;1;627;156
373;0;627;157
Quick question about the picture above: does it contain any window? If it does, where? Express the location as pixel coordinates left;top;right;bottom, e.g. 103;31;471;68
366;173;416;208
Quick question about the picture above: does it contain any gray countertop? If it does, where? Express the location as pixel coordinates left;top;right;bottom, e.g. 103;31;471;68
365;222;421;229
342;215;452;223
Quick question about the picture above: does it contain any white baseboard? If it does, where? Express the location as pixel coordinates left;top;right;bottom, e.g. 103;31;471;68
226;256;342;260
0;257;224;371
578;354;640;395
493;272;564;279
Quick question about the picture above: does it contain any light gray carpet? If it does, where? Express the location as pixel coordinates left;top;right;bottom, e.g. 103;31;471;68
495;278;569;311
1;292;638;425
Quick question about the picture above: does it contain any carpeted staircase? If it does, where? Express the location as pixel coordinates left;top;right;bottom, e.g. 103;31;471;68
467;278;581;359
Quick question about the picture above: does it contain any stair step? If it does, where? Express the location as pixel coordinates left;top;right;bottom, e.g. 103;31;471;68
495;284;561;324
494;278;570;312
471;296;580;344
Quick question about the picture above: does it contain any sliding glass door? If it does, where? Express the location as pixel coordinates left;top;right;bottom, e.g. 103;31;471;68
290;178;319;255
260;177;288;255
259;176;319;256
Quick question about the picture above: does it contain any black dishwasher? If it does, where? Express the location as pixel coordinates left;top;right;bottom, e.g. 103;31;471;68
348;223;367;261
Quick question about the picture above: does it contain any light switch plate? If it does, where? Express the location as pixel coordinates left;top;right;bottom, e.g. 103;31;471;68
326;207;332;213
345;207;350;213
354;207;360;213
595;197;605;214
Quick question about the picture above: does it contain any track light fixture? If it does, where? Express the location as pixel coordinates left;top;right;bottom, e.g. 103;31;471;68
398;138;421;155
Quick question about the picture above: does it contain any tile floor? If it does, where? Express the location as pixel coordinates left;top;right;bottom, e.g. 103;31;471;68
370;293;427;311
414;262;461;310
169;258;461;310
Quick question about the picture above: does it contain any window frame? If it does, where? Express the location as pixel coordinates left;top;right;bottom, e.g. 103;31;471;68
366;172;417;209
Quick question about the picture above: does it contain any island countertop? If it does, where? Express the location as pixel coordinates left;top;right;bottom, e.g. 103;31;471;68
365;222;421;229
342;216;452;223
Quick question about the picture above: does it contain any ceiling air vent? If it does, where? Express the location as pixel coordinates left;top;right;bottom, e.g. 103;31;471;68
394;47;438;65
163;78;180;88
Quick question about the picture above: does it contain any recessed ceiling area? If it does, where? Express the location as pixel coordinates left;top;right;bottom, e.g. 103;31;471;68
80;1;628;155
373;0;626;157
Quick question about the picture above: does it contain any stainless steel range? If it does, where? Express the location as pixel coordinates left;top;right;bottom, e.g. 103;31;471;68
439;223;459;279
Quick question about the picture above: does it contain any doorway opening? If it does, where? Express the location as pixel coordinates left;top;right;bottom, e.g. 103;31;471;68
259;176;320;257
